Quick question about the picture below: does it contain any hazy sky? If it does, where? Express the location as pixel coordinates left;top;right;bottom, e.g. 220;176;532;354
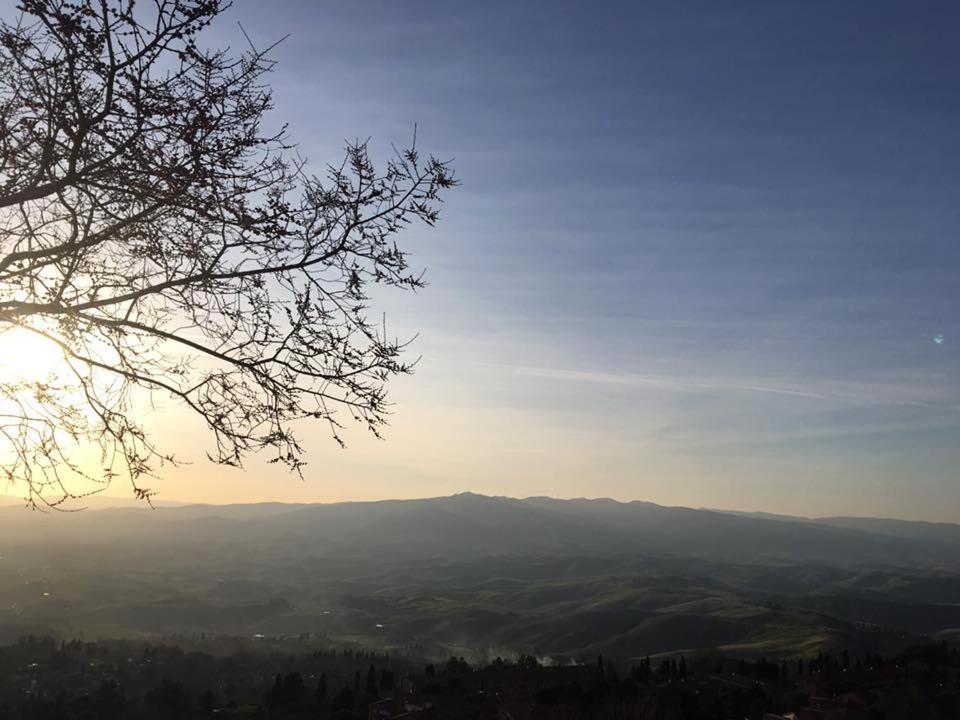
6;1;960;519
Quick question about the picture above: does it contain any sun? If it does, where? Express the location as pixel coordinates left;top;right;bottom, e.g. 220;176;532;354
0;325;67;385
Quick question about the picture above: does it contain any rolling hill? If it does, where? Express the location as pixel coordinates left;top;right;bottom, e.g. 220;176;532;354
1;493;959;660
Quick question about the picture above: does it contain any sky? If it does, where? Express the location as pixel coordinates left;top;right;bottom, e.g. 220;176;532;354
4;1;960;519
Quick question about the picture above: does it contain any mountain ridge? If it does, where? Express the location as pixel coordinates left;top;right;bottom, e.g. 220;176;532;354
3;492;960;660
6;490;956;527
2;492;957;569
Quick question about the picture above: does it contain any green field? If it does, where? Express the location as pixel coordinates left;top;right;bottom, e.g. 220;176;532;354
2;494;959;662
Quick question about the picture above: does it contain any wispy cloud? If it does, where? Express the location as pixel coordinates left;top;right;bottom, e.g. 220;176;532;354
514;366;952;410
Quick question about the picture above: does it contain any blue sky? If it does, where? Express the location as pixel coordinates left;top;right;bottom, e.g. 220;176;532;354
172;0;960;519
9;1;957;517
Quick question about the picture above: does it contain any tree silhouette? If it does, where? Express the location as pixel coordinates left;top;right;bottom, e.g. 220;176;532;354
331;685;354;713
379;667;394;693
0;0;456;507
145;677;190;718
266;673;283;710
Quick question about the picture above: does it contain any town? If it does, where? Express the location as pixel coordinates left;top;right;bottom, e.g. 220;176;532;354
1;635;958;719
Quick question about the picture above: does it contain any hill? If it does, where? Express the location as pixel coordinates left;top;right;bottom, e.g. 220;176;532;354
1;493;959;660
2;492;957;567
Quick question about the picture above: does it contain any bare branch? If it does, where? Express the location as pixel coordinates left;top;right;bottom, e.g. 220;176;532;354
0;0;457;508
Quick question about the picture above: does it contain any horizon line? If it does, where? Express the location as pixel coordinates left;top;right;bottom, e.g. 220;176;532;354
2;489;957;527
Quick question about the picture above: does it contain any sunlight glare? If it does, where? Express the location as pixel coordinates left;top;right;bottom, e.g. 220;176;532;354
0;326;66;385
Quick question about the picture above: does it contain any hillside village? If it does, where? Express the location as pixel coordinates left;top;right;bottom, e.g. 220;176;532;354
1;635;958;719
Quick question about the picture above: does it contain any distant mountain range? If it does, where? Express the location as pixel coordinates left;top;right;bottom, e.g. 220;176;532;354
3;492;959;569
4;493;960;658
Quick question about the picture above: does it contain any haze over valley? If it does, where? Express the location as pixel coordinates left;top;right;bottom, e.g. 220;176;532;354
4;493;960;664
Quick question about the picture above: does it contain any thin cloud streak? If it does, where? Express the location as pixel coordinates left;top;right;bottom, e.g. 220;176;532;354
515;365;948;409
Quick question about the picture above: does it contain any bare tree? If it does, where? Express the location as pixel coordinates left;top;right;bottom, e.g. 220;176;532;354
0;0;456;508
